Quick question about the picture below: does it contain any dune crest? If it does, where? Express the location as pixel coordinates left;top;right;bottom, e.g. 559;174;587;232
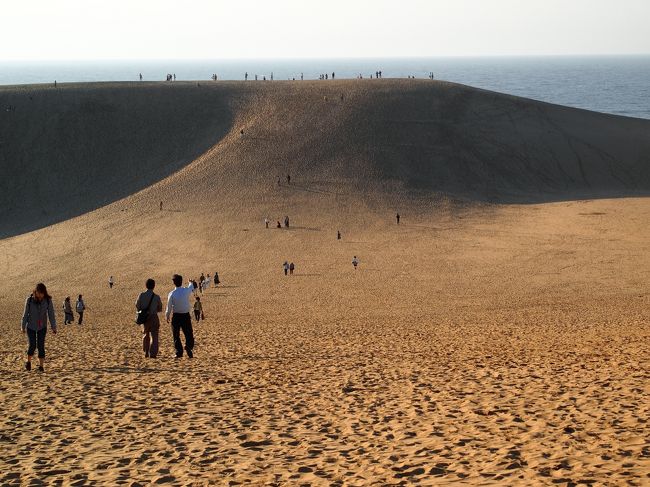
1;80;650;238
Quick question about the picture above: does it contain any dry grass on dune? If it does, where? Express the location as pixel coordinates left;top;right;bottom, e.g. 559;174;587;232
0;81;649;485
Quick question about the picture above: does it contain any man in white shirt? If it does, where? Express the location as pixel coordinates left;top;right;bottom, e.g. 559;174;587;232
165;274;195;358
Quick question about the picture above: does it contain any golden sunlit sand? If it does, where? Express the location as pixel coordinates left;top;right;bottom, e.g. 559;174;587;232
0;80;648;485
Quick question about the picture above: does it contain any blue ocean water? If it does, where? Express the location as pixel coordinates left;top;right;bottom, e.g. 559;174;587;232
1;56;649;120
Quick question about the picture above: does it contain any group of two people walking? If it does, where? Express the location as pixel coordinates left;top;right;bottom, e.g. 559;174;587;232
136;274;195;359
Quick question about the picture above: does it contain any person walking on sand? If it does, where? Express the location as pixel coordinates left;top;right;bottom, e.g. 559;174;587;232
160;201;163;211
352;256;360;270
63;296;73;324
109;276;114;289
76;295;86;325
337;230;341;240
283;261;290;276
136;279;162;359
21;283;57;372
265;217;270;229
289;262;295;275
166;274;195;358
287;174;291;185
193;296;203;322
396;213;400;224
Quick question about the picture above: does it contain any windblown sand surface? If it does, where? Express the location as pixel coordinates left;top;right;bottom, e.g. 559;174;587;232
0;81;649;485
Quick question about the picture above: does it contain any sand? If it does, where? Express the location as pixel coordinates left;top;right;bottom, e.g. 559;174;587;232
0;81;649;485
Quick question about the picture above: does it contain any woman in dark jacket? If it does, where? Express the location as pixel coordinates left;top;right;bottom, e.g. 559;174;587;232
21;283;57;372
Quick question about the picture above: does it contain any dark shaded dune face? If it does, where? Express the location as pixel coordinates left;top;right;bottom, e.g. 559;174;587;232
0;83;233;237
324;83;650;202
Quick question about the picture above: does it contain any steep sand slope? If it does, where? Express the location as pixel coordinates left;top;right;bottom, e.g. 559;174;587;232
2;80;650;237
0;81;648;485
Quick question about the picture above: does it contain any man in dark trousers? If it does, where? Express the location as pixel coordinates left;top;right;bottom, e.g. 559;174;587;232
165;274;195;358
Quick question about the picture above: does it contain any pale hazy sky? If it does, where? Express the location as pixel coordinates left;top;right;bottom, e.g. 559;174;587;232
2;0;649;60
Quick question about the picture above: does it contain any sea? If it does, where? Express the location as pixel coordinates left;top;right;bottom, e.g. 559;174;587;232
1;56;649;120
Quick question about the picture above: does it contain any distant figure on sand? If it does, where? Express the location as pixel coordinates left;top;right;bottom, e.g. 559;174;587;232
337;230;341;240
136;279;162;359
284;216;290;228
265;217;270;229
287;174;291;184
214;272;220;287
396;213;400;224
160;201;163;211
109;276;114;289
289;262;295;275
193;296;203;322
22;283;57;372
283;261;290;276
277;220;282;228
139;73;143;81
76;295;86;325
352;256;360;270
166;274;195;359
63;296;73;324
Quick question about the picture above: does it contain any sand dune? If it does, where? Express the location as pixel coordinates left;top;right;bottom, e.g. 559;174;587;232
0;81;649;485
2;80;649;237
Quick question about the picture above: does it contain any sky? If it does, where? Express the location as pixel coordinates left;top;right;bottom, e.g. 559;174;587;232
1;0;649;60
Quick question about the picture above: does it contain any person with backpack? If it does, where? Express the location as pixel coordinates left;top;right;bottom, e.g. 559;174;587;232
166;274;196;359
21;283;57;372
63;296;73;324
76;295;86;324
136;279;163;358
193;296;203;322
